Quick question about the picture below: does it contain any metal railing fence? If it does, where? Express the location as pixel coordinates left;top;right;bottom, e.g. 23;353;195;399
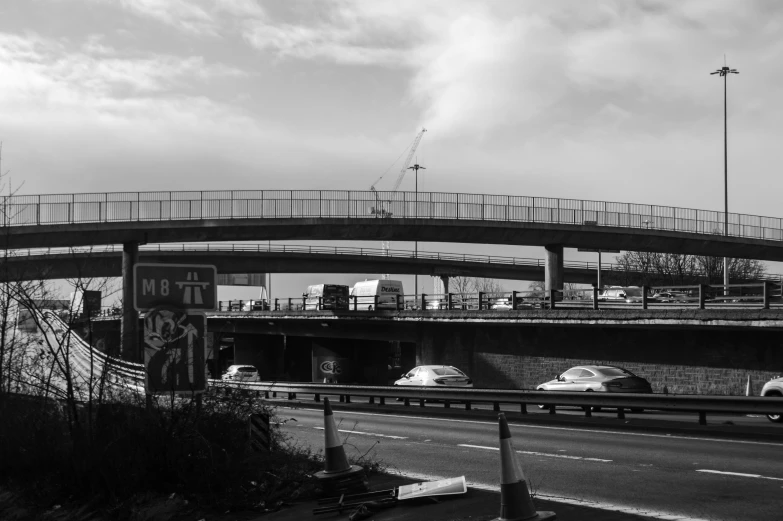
208;282;783;312
3;189;783;242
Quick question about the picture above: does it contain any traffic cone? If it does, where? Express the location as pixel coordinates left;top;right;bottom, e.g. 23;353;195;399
493;413;556;521
745;374;753;397
322;397;350;474
313;398;368;495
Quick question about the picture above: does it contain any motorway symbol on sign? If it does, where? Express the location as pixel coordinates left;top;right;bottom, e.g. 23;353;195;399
143;307;207;395
134;263;217;311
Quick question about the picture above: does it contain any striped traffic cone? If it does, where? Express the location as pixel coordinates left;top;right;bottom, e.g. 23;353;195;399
493;413;556;521
745;374;753;397
313;398;368;495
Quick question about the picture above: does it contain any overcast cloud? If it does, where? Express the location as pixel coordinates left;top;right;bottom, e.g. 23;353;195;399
1;0;782;212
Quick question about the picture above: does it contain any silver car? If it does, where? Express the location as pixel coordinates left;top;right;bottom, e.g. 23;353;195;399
394;365;473;388
537;365;652;411
761;376;783;423
221;364;260;382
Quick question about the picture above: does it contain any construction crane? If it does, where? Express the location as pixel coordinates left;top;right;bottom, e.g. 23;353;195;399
368;128;427;279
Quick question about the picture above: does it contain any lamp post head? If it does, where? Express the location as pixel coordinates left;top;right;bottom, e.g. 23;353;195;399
711;66;739;76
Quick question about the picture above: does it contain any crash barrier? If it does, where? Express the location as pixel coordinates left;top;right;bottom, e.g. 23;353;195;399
233;381;783;427
215;281;783;313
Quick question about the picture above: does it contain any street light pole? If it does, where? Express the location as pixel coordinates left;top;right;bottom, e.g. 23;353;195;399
408;162;426;301
711;63;738;293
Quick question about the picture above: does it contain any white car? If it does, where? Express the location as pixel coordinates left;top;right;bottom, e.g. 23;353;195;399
394;365;473;388
761;376;783;423
221;364;260;382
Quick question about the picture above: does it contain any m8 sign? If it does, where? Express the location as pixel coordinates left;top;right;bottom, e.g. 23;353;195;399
134;263;217;311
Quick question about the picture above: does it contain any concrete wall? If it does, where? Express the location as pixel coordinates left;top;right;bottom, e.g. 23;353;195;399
417;325;783;395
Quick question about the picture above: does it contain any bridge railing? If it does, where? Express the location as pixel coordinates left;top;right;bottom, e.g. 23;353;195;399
211;282;783;313
4;190;783;242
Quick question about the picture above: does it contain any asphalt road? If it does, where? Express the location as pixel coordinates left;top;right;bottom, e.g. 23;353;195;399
277;405;783;521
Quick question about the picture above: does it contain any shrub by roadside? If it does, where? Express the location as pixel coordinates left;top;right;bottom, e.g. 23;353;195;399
0;387;335;520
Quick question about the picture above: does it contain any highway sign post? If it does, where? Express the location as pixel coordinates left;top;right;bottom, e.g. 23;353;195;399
134;263;217;312
134;263;216;396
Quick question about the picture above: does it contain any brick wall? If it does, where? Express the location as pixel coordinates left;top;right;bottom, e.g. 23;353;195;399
420;324;783;395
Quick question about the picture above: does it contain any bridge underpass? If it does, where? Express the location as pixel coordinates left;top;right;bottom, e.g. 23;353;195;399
84;309;783;396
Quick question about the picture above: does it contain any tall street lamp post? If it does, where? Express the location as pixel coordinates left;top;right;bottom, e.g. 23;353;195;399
710;63;738;292
408;162;426;301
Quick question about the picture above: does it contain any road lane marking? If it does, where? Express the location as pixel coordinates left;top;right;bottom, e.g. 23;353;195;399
294;408;783;448
313;426;408;440
458;444;613;462
395;470;710;521
696;469;783;481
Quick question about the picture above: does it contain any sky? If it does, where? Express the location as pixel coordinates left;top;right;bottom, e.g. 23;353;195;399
3;0;783;302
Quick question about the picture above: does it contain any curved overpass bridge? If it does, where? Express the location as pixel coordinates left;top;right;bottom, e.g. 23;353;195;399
1;243;632;283
6;243;782;285
2;189;783;260
7;189;783;358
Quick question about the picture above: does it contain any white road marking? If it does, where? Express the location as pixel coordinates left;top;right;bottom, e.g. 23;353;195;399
313;426;408;440
296;408;783;448
394;470;710;521
696;469;783;481
458;444;612;462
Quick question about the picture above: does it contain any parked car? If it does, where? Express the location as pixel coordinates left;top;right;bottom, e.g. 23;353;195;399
394;365;473;388
761;375;783;423
221;364;260;382
536;365;652;411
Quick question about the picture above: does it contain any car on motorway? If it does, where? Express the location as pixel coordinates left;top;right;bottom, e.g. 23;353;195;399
221;364;260;382
761;375;783;422
394;365;473;388
652;291;691;303
536;365;653;411
489;298;513;310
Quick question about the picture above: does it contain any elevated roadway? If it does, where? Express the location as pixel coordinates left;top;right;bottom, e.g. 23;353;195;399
0;243;632;283
10;188;783;357
3;189;783;260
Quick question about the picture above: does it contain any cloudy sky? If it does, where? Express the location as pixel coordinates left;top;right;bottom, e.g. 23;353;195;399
2;0;782;298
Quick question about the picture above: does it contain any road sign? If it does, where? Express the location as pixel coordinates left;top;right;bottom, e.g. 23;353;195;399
143;307;207;395
134;263;217;311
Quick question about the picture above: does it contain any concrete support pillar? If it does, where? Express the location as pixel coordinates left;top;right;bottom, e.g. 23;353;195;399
544;244;564;293
120;241;139;361
439;275;450;295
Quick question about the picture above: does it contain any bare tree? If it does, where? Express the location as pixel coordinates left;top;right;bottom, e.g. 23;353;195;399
611;251;766;287
471;277;505;294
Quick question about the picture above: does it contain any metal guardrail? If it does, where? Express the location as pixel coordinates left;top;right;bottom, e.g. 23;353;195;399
213;381;783;426
2;189;783;242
